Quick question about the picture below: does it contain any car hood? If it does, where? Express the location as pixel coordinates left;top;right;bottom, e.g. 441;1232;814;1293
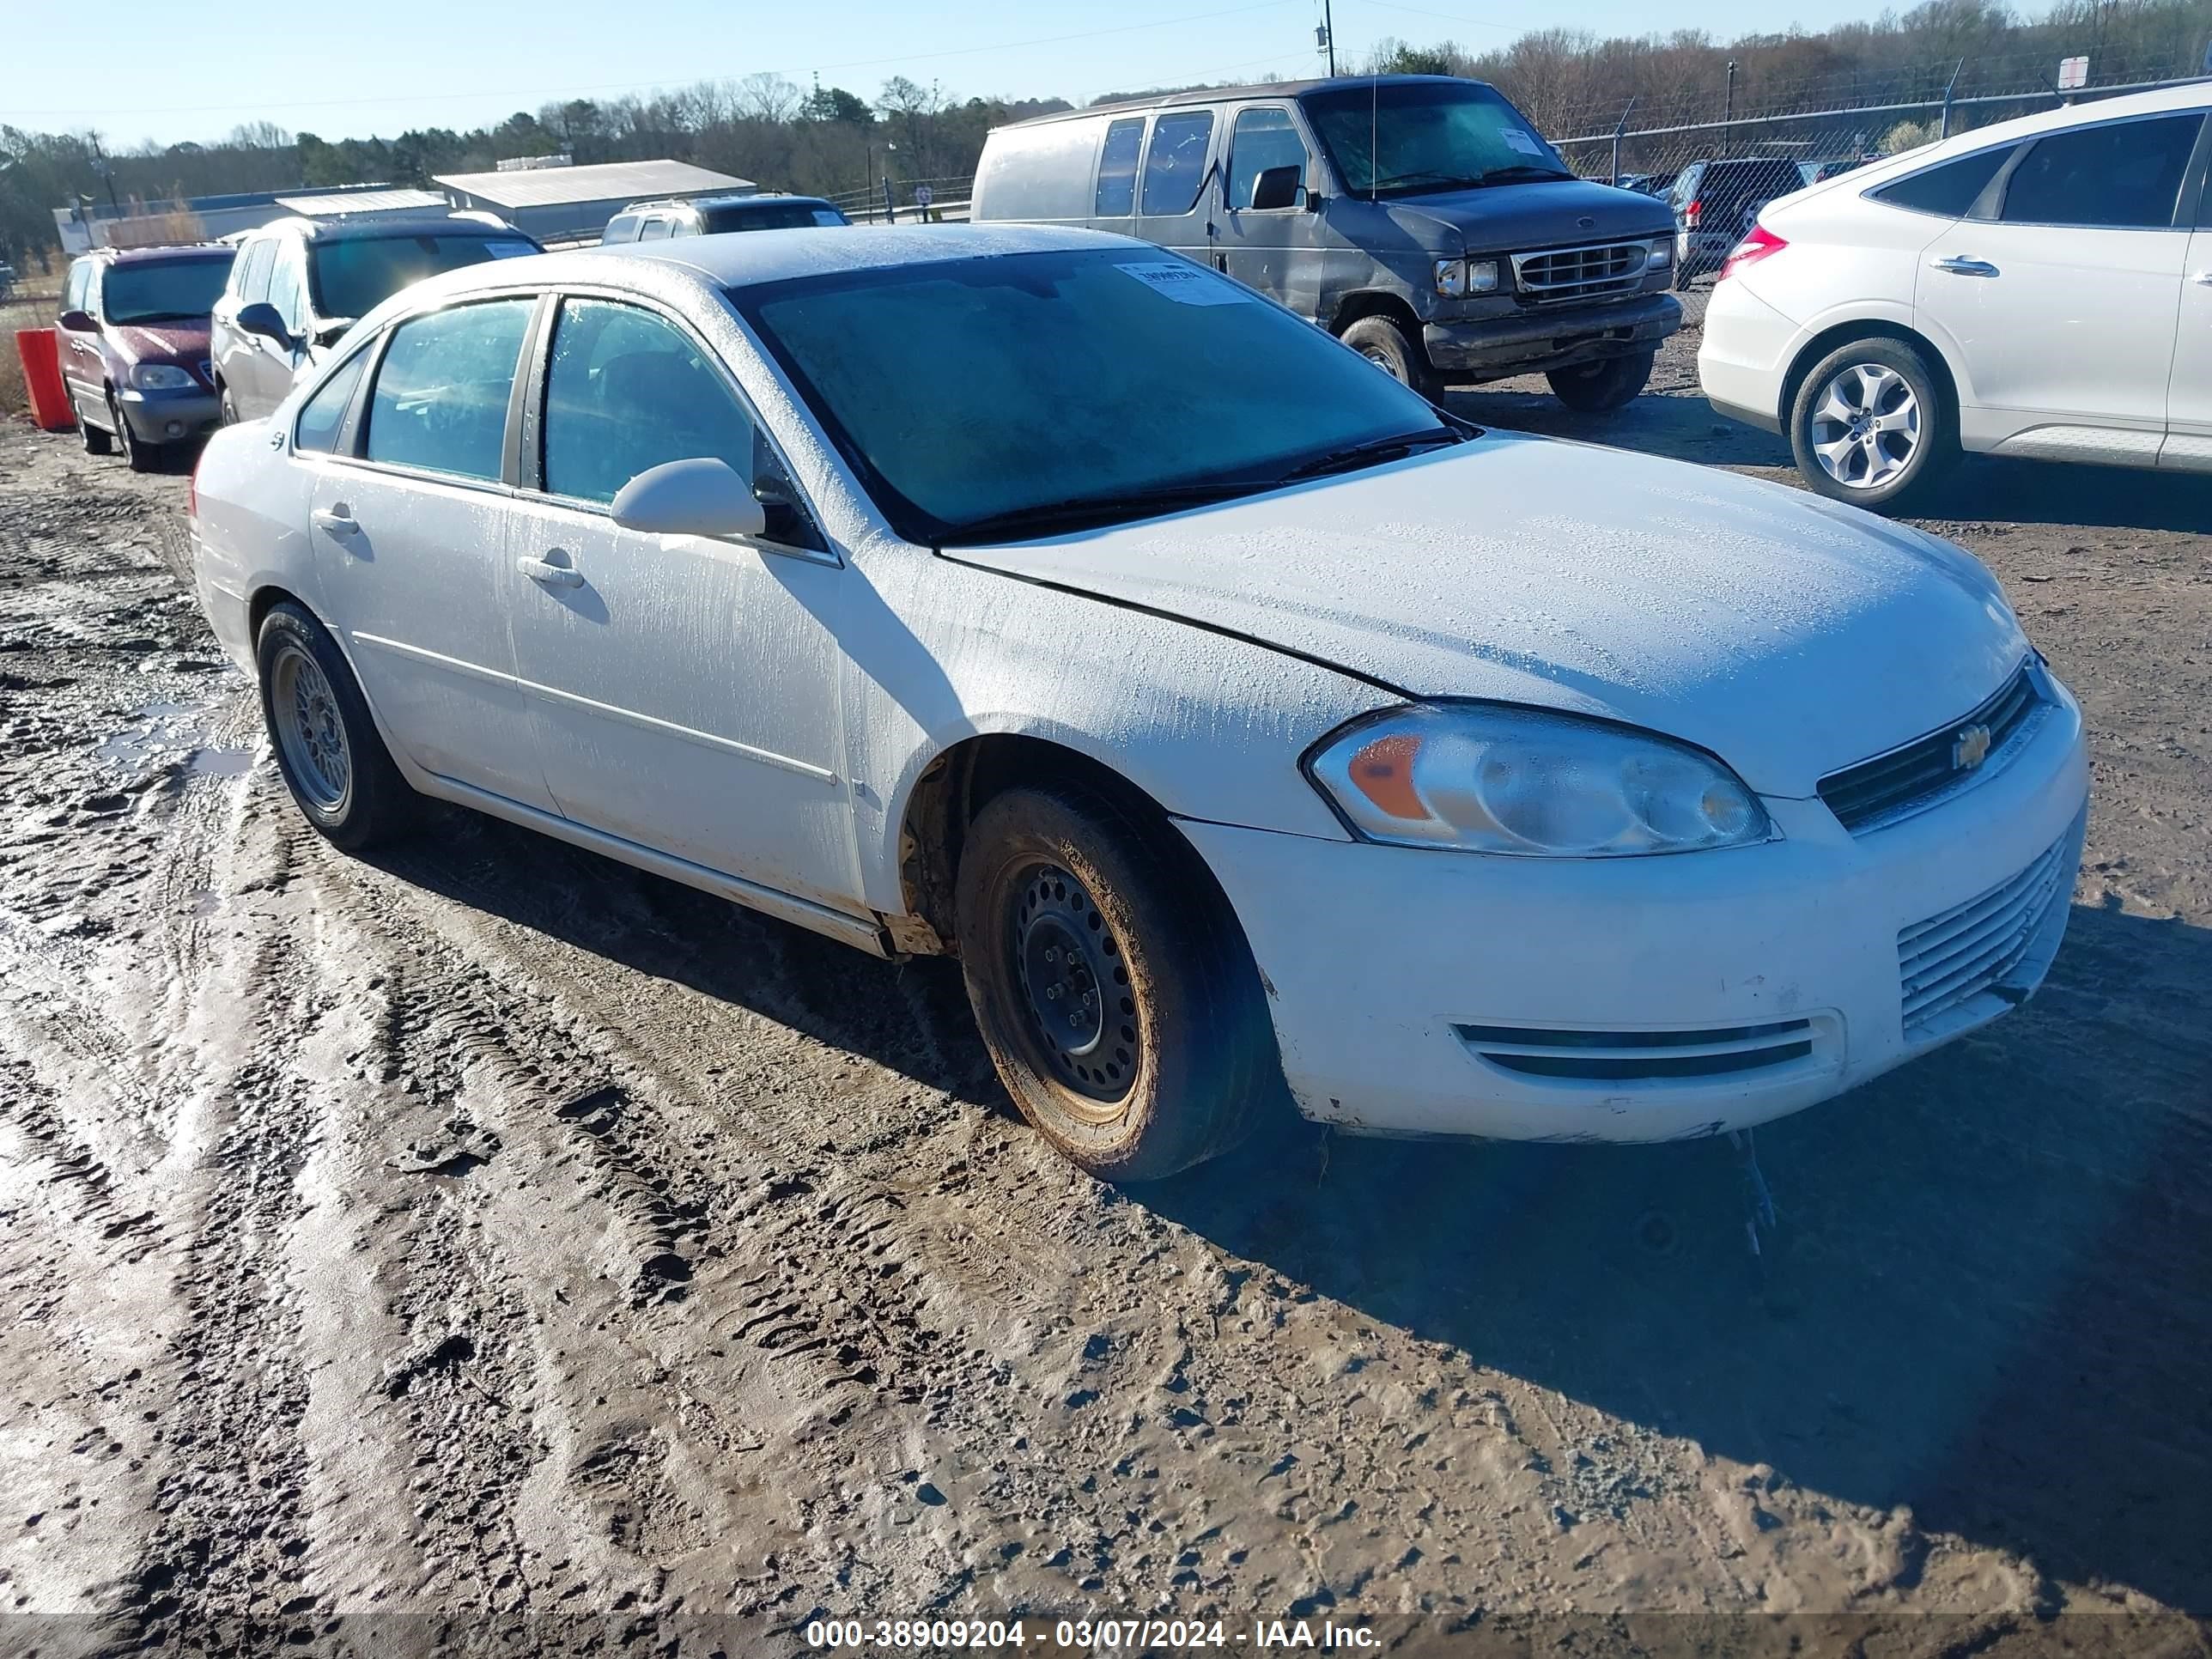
1382;177;1674;254
950;431;2030;798
105;320;212;364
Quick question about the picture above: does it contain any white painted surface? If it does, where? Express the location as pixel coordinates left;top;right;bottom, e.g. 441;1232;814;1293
189;224;2093;1144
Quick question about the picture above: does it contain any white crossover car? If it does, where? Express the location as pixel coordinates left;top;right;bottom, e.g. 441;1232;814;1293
187;226;2089;1177
1698;82;2212;508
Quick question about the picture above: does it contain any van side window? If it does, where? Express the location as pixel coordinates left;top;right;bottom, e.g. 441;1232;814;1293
1998;114;2202;229
1140;112;1215;216
1095;118;1145;216
1228;108;1307;209
363;298;535;481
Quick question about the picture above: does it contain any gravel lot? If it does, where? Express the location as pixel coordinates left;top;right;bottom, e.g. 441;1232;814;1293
2;308;2208;1657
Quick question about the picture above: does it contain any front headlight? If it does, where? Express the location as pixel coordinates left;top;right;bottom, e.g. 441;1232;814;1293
1432;258;1501;297
128;362;194;390
1307;703;1771;856
1645;239;1673;270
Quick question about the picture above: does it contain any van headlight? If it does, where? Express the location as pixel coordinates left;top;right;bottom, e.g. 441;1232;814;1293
1646;239;1674;270
129;363;195;390
1307;704;1771;856
1432;258;1499;297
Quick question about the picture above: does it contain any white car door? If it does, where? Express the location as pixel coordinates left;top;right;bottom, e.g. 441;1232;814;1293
2166;205;2212;468
1913;109;2199;459
306;295;558;813
501;295;860;908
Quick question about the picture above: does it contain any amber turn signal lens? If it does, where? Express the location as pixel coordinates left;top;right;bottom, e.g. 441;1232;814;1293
1347;732;1427;822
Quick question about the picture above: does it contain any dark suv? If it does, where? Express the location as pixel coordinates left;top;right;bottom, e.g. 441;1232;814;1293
210;214;539;422
55;244;236;469
601;193;852;241
1666;157;1811;286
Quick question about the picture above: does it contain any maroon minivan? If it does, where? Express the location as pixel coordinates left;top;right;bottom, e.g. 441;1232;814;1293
55;244;236;470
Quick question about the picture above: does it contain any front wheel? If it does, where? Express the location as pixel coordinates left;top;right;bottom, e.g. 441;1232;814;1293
256;601;422;851
954;784;1283;1181
1788;337;1957;512
1547;349;1654;413
1338;315;1443;402
80;400;114;455
109;394;160;472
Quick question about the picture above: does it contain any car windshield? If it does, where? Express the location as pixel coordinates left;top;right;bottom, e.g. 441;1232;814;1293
100;256;234;325
308;233;536;323
732;247;1460;545
1300;81;1571;198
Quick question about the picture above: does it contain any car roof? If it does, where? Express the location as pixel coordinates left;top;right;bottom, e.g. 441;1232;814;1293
632;192;838;213
254;214;535;245
1002;73;1495;127
88;244;234;264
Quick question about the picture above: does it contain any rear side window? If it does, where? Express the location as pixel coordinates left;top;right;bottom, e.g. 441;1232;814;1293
1228;108;1308;209
363;298;534;481
1141;112;1215;216
975;120;1098;220
1873;146;2013;217
294;349;371;453
604;214;641;242
1999;114;2202;228
639;217;672;240
1094;118;1145;216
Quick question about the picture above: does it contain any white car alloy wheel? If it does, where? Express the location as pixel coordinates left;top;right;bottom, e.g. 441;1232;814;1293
269;641;353;813
1808;362;1920;490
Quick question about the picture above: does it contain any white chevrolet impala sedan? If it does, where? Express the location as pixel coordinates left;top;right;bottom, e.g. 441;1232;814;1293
187;225;2089;1178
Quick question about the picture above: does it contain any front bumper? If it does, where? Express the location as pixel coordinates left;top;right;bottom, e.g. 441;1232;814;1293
1423;291;1681;380
1179;680;2088;1142
116;384;220;444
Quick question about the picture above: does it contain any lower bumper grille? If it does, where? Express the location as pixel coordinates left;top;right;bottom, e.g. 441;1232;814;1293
1898;820;2077;1039
1455;1018;1816;1082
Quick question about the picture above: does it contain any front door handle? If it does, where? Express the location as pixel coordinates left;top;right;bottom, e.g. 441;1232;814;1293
311;507;357;536
517;554;584;589
1929;254;2000;277
2192;270;2212;287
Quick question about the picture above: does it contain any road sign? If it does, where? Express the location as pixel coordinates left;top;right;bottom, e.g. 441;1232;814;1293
2057;55;2090;90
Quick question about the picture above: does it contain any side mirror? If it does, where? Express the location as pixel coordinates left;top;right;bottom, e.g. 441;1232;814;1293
1249;164;1304;212
236;301;295;348
57;308;96;332
610;457;767;540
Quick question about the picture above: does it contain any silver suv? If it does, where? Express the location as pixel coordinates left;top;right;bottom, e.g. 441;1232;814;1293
602;193;852;241
210;214;538;423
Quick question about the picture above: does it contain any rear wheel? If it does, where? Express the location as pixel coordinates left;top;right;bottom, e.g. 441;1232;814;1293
1547;349;1655;413
255;601;421;851
1789;336;1957;512
1339;315;1443;402
954;783;1282;1181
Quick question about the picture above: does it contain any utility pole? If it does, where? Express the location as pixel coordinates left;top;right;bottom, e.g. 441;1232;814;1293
89;132;121;213
1721;62;1737;159
1318;0;1336;76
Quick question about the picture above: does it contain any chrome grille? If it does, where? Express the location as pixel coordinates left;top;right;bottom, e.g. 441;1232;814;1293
1510;241;1651;303
1897;825;2075;1040
1819;663;2042;834
1455;1018;1818;1082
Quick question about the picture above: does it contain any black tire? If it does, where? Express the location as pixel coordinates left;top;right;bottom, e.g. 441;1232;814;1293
80;400;113;455
1547;349;1655;413
1787;335;1957;513
108;394;161;472
254;601;421;852
1671;257;1695;291
1339;314;1443;402
954;782;1284;1181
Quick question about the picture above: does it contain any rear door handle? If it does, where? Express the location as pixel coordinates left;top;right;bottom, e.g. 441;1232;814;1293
517;554;584;589
2192;270;2212;286
311;507;357;535
1929;254;1999;277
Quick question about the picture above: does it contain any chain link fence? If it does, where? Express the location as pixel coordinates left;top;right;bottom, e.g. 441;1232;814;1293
823;173;975;223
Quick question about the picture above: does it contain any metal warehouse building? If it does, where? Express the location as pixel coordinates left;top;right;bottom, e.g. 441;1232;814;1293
433;159;756;244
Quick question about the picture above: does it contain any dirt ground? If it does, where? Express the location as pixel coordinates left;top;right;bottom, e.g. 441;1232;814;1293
2;307;2209;1658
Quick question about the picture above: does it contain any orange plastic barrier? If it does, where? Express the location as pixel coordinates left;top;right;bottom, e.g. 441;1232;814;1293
15;329;76;431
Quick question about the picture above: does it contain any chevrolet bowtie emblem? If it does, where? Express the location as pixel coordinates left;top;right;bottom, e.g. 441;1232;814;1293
1953;722;1993;770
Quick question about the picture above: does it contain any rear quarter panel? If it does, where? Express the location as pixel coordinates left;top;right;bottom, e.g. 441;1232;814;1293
190;419;322;672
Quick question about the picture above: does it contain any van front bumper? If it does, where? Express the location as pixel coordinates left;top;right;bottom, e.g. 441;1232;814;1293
116;383;220;444
1423;292;1680;382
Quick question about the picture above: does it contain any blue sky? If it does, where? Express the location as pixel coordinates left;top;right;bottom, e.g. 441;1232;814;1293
5;0;1823;146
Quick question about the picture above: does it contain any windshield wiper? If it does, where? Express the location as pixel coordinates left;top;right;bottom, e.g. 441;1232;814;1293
1374;170;1487;194
1274;427;1467;483
938;480;1270;545
1471;164;1575;186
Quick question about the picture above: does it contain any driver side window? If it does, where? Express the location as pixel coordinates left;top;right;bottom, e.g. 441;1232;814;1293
540;297;823;549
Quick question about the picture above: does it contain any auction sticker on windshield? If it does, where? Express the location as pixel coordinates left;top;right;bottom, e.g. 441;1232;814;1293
1501;128;1544;155
1116;262;1250;305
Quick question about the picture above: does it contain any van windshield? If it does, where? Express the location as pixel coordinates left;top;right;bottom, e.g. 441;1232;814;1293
733;247;1461;545
100;257;234;325
1300;81;1572;198
308;234;537;324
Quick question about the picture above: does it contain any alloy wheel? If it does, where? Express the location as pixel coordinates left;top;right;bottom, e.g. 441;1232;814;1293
1808;362;1920;490
270;643;352;812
